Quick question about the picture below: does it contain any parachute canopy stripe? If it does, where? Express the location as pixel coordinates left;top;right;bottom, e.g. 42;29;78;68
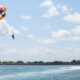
0;9;3;14
0;16;3;20
2;13;6;17
0;6;6;20
0;6;6;11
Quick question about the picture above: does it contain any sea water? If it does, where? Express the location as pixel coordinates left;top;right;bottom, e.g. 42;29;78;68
0;65;80;80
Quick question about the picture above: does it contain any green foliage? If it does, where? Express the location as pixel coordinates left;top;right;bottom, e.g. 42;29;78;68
16;61;24;64
0;60;80;65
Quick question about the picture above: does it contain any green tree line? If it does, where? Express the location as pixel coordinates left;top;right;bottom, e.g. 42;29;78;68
0;60;80;65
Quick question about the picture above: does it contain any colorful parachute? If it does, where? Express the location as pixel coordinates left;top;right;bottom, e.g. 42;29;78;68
0;6;6;20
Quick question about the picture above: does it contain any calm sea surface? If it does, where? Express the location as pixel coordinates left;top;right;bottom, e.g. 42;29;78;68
0;65;80;80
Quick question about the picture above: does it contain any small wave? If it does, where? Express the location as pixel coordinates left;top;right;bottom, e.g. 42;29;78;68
69;66;80;70
0;66;80;79
41;66;80;75
0;72;38;79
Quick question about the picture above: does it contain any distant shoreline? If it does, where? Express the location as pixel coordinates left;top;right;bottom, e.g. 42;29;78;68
0;60;80;65
0;64;80;65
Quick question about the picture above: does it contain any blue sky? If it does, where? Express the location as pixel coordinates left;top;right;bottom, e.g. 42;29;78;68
0;0;80;62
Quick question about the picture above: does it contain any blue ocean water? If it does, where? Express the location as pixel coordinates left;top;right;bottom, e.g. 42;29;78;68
0;65;80;80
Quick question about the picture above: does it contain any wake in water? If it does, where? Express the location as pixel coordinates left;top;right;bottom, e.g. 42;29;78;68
41;66;80;74
0;66;80;79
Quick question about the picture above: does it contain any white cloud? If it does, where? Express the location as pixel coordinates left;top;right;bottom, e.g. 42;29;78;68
26;25;80;43
40;0;53;7
37;38;55;44
27;34;55;44
40;0;59;18
61;5;69;13
21;16;32;20
72;26;80;36
50;25;80;41
0;47;56;61
20;26;29;31
40;0;73;18
69;26;80;41
26;25;80;44
43;6;59;18
0;20;20;35
1;46;80;61
27;32;55;44
27;34;34;39
51;30;71;40
64;13;80;24
57;5;72;14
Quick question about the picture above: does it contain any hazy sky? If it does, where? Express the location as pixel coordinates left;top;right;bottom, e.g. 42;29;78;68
0;0;80;62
